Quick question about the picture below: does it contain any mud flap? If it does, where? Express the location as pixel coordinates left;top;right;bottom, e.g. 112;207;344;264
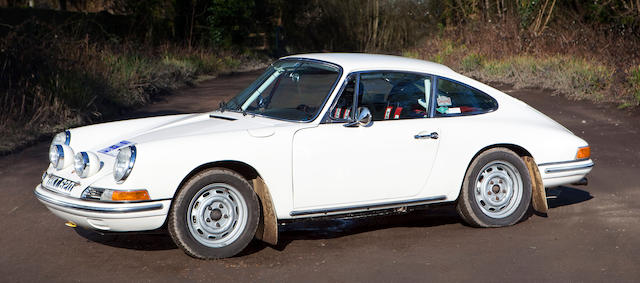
252;177;278;245
523;156;548;214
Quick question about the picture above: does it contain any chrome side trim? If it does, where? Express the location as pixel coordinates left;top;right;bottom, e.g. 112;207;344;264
544;162;594;174
35;189;163;213
537;159;590;167
290;195;447;216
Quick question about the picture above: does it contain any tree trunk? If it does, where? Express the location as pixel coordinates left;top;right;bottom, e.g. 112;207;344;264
369;0;379;51
485;0;491;22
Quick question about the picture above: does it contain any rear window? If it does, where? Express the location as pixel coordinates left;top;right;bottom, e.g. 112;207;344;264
434;78;497;116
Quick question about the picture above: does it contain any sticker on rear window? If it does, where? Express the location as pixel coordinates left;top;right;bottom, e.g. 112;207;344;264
448;107;461;114
437;95;452;106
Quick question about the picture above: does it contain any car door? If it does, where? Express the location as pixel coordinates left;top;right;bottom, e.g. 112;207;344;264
292;72;442;210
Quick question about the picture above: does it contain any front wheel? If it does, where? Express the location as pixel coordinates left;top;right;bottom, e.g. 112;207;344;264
168;168;259;259
456;148;532;227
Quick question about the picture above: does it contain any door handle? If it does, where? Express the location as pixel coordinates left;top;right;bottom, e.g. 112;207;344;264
414;132;438;140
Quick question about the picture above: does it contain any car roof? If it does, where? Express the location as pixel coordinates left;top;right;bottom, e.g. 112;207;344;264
282;53;458;77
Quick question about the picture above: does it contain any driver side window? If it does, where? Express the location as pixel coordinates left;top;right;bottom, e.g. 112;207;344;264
357;72;432;121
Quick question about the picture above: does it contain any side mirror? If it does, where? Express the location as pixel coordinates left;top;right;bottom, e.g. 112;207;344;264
344;107;373;127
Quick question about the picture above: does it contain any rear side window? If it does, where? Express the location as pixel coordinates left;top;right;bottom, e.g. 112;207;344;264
434;78;497;116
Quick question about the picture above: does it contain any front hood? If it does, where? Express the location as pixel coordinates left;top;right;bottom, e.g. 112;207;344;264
69;111;288;152
129;112;283;144
45;111;294;198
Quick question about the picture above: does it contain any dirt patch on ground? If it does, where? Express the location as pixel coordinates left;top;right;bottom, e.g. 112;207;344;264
1;72;639;281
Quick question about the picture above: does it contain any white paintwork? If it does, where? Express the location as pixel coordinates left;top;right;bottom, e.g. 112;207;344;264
35;185;170;231
35;53;593;232
292;119;441;209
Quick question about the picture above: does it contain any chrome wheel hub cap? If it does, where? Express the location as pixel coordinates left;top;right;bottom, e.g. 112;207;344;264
187;183;248;248
474;161;523;218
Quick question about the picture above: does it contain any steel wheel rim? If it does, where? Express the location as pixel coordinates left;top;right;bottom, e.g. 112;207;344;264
187;183;248;248
474;160;523;219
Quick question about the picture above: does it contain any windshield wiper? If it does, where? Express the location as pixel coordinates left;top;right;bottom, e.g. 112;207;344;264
218;100;242;113
219;100;227;112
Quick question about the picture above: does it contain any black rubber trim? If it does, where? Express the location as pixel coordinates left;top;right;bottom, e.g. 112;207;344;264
209;115;237;121
290;195;447;216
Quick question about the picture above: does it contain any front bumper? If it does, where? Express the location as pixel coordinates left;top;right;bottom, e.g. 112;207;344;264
538;159;594;188
34;185;171;232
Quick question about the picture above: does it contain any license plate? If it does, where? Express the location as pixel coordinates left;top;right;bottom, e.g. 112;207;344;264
42;174;77;194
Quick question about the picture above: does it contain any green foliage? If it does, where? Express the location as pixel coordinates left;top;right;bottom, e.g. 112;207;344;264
281;0;435;52
517;0;538;29
0;18;263;154
461;53;485;71
465;55;614;101
402;50;419;59
617;102;634;109
431;40;456;64
208;0;256;47
110;0;176;42
585;0;640;29
627;65;640;104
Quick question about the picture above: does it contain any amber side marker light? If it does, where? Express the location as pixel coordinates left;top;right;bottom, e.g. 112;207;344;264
111;190;150;201
576;146;591;159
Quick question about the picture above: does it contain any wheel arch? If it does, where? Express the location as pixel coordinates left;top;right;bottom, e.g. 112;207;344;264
471;143;533;160
174;160;279;245
463;143;547;214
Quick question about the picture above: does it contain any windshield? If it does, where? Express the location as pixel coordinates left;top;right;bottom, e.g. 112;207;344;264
224;59;342;121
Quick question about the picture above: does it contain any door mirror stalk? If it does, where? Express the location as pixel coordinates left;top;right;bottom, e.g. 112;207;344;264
344;107;373;128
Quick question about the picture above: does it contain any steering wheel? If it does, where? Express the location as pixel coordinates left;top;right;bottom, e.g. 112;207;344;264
296;104;313;113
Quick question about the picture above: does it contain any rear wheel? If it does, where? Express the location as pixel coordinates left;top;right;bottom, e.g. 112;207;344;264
456;148;532;227
168;168;259;259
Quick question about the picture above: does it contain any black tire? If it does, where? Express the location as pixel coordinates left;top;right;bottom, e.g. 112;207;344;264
168;168;259;259
456;148;532;227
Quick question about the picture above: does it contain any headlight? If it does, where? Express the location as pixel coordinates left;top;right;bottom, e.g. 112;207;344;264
113;145;136;183
51;130;71;147
81;187;150;202
49;144;74;170
74;151;102;178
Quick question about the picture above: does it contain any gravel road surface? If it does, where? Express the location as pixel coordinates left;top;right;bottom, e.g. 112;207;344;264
1;71;639;282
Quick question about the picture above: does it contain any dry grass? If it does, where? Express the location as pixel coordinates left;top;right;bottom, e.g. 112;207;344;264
403;19;640;107
0;20;267;155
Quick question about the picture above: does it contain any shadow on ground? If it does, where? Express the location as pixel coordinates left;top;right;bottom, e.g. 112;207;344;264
546;186;593;208
75;187;592;255
75;228;177;251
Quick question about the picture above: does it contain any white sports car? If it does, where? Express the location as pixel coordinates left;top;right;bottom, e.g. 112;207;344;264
36;53;593;259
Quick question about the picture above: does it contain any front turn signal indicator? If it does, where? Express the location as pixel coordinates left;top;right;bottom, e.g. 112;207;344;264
111;190;150;201
576;146;591;159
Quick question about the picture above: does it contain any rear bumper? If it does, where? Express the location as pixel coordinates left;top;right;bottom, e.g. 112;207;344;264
538;159;594;188
34;185;170;232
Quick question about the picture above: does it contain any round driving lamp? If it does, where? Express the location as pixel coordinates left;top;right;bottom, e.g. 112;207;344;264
49;144;74;170
74;151;102;178
51;130;71;147
114;145;136;182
